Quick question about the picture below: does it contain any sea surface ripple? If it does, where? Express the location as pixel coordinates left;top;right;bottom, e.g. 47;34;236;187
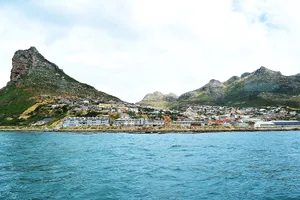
0;131;300;200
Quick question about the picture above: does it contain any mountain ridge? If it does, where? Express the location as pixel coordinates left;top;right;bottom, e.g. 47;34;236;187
0;47;121;125
138;66;300;109
174;66;300;109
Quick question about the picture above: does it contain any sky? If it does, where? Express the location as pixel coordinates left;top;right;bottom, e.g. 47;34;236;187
0;0;300;103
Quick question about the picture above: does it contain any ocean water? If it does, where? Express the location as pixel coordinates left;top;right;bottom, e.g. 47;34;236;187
0;131;299;200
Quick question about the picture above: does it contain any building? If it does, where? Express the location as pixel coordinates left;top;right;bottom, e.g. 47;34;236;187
173;120;193;127
113;118;145;126
62;117;110;127
112;118;164;127
254;121;300;128
98;103;112;109
144;119;164;127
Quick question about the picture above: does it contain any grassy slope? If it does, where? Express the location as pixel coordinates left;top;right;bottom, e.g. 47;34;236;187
0;85;71;126
0;85;36;125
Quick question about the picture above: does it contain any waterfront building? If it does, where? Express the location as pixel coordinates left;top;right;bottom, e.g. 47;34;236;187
113;118;145;126
62;117;110;127
144;119;164;127
254;121;300;128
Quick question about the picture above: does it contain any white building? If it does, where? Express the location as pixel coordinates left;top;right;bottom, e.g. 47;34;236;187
62;117;110;127
113;118;145;126
254;121;300;128
112;118;164;127
144;119;164;127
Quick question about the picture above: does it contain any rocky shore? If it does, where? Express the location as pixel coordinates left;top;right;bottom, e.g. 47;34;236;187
0;127;299;134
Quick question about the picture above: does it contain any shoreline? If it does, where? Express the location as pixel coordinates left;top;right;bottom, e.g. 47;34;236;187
1;127;300;134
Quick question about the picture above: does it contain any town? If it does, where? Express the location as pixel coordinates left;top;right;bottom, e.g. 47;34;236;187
30;96;300;130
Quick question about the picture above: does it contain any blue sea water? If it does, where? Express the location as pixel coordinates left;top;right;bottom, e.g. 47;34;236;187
0;131;299;200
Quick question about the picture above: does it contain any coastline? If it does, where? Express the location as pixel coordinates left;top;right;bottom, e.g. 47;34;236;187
0;127;300;134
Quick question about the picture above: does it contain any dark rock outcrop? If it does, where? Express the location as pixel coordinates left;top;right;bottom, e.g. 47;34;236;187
10;47;57;82
241;72;250;78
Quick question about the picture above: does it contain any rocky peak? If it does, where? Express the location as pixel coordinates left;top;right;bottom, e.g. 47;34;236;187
204;79;224;89
28;46;39;54
253;66;281;77
209;79;220;84
143;91;163;100
141;91;178;102
10;47;58;82
224;76;240;85
152;91;164;96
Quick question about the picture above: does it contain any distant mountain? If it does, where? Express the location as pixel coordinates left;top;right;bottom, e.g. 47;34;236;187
137;91;178;109
0;47;121;125
174;66;300;109
241;72;251;78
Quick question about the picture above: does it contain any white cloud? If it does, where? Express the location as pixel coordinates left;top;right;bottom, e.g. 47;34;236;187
1;0;300;102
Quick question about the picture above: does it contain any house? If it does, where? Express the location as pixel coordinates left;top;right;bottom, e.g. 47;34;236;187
128;107;139;113
98;103;112;109
52;104;59;109
82;100;90;104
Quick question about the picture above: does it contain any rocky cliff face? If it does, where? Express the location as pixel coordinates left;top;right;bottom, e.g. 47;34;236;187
137;91;178;108
142;91;178;102
10;47;56;82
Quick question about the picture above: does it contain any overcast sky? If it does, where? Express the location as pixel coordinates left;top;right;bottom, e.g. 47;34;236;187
0;0;300;102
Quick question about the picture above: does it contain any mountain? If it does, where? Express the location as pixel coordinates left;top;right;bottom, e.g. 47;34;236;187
174;66;300;109
0;47;121;125
241;72;251;78
137;91;178;109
